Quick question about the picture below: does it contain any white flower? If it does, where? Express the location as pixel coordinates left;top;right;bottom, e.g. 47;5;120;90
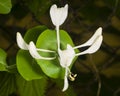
16;32;55;60
58;44;75;68
58;27;103;92
58;44;75;91
50;4;68;27
50;4;68;50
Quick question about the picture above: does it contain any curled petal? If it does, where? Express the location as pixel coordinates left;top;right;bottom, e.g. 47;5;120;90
73;27;102;49
17;32;55;53
62;68;69;92
29;42;56;60
16;32;28;50
59;4;68;26
76;35;103;56
50;4;68;26
50;4;58;26
58;44;75;68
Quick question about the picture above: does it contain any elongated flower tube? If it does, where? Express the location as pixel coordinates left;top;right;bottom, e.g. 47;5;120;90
16;32;55;60
58;27;103;92
50;4;68;50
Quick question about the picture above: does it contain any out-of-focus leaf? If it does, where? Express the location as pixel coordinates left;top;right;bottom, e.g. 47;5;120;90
47;79;77;96
80;4;111;22
0;48;7;71
103;31;120;47
0;72;16;96
101;62;120;77
103;0;116;7
90;50;109;66
16;25;47;80
11;3;28;19
36;29;78;79
16;74;47;96
23;0;51;18
116;2;120;18
111;16;120;31
46;87;77;96
0;0;12;14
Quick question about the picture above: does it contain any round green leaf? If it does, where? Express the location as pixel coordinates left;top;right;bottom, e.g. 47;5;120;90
16;25;47;80
17;50;44;80
36;29;77;79
24;25;47;43
0;0;12;14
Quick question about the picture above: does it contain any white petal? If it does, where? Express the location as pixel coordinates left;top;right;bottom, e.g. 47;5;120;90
59;4;68;26
29;42;55;60
58;44;75;68
50;4;68;26
50;4;57;26
16;32;28;50
62;68;69;92
73;27;102;49
76;35;103;56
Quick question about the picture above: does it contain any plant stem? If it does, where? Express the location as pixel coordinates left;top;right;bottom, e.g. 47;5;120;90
56;26;60;50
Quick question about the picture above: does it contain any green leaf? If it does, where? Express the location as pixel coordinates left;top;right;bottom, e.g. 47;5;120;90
16;25;47;80
17;50;44;80
24;25;47;43
16;74;47;96
36;29;78;79
0;0;12;14
0;72;16;96
0;48;7;71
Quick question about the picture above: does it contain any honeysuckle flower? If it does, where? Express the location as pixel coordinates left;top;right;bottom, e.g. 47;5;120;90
58;27;103;92
50;4;68;50
16;32;55;60
58;44;75;91
58;44;75;68
50;4;68;27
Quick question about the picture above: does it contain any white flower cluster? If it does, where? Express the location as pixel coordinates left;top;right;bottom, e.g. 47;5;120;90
17;4;103;92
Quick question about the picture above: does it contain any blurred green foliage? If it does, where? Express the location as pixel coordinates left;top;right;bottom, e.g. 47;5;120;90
0;48;7;71
0;0;120;96
0;0;12;14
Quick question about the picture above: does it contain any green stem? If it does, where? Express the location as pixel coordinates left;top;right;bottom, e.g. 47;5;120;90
6;64;17;73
